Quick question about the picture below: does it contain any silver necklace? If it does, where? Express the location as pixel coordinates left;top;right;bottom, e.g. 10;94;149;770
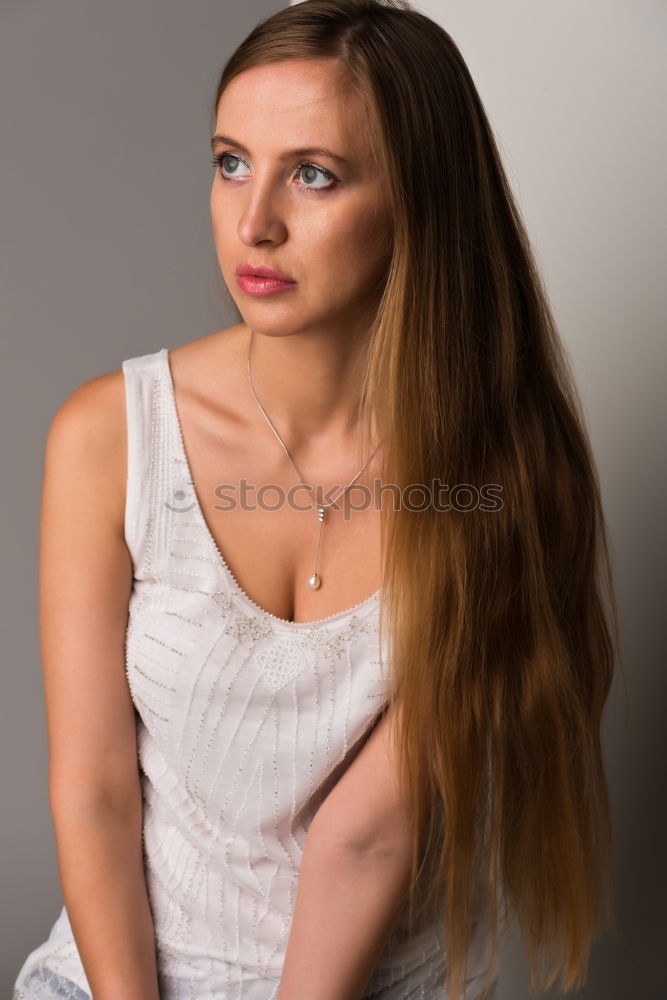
246;328;381;590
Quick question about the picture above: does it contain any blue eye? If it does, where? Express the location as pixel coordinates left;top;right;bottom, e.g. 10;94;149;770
296;162;333;189
210;152;336;192
211;152;248;179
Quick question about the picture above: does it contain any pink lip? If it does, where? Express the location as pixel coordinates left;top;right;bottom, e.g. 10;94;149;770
236;263;296;282
236;274;297;297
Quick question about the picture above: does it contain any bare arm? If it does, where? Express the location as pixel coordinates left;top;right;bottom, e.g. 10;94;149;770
41;372;160;1000
277;704;414;1000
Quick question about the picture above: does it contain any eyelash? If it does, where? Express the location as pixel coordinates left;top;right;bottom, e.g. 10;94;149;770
210;151;337;192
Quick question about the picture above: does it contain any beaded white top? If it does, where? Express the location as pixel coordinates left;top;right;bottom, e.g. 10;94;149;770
13;348;497;1000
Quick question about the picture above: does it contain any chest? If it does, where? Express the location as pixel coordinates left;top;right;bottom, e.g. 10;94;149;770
176;390;383;625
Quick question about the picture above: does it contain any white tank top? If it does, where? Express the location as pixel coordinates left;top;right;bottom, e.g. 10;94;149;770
13;347;498;1000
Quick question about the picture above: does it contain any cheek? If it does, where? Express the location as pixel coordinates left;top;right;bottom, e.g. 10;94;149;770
211;186;230;236
306;202;391;283
354;210;392;266
210;186;231;240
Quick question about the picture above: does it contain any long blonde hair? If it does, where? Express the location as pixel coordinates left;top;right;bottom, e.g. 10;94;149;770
211;2;618;995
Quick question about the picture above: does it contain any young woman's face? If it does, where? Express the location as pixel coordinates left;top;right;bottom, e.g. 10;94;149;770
211;58;393;337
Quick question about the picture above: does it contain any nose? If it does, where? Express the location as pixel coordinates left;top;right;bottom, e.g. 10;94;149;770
236;175;287;247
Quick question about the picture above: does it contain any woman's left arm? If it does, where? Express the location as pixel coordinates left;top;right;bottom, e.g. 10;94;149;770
277;704;414;1000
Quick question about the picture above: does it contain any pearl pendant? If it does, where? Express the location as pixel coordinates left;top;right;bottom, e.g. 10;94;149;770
308;572;321;590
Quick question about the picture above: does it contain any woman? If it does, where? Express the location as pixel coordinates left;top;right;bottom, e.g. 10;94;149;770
13;2;617;998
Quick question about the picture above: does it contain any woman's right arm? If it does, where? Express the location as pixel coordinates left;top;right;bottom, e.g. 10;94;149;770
40;371;160;1000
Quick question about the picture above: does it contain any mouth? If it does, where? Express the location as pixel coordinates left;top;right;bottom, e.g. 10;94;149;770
235;272;298;297
236;263;296;283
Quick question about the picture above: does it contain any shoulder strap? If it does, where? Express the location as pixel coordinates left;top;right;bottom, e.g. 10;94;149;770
122;348;170;580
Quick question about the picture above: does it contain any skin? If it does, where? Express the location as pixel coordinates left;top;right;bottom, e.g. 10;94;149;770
156;56;395;622
210;56;393;445
208;64;416;995
38;56;412;999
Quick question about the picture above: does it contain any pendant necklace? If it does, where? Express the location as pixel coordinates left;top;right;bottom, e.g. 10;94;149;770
246;328;381;590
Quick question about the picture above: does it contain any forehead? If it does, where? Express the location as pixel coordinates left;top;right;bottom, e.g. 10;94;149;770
216;58;372;161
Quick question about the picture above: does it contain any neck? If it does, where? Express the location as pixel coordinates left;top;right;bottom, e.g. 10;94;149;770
244;321;376;450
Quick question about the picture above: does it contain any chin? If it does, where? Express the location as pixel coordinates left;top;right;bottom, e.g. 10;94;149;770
236;308;312;339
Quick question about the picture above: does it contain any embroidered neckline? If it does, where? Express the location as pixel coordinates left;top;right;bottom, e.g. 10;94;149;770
160;347;380;631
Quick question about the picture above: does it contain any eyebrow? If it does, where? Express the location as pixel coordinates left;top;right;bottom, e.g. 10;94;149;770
210;133;349;166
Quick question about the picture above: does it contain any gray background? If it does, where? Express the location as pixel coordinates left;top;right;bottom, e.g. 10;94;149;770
2;0;664;996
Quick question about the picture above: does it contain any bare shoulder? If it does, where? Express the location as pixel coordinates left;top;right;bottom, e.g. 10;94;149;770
44;327;247;535
45;363;128;536
51;364;126;428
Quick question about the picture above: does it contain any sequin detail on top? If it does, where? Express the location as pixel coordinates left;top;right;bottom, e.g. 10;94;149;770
13;347;497;1000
